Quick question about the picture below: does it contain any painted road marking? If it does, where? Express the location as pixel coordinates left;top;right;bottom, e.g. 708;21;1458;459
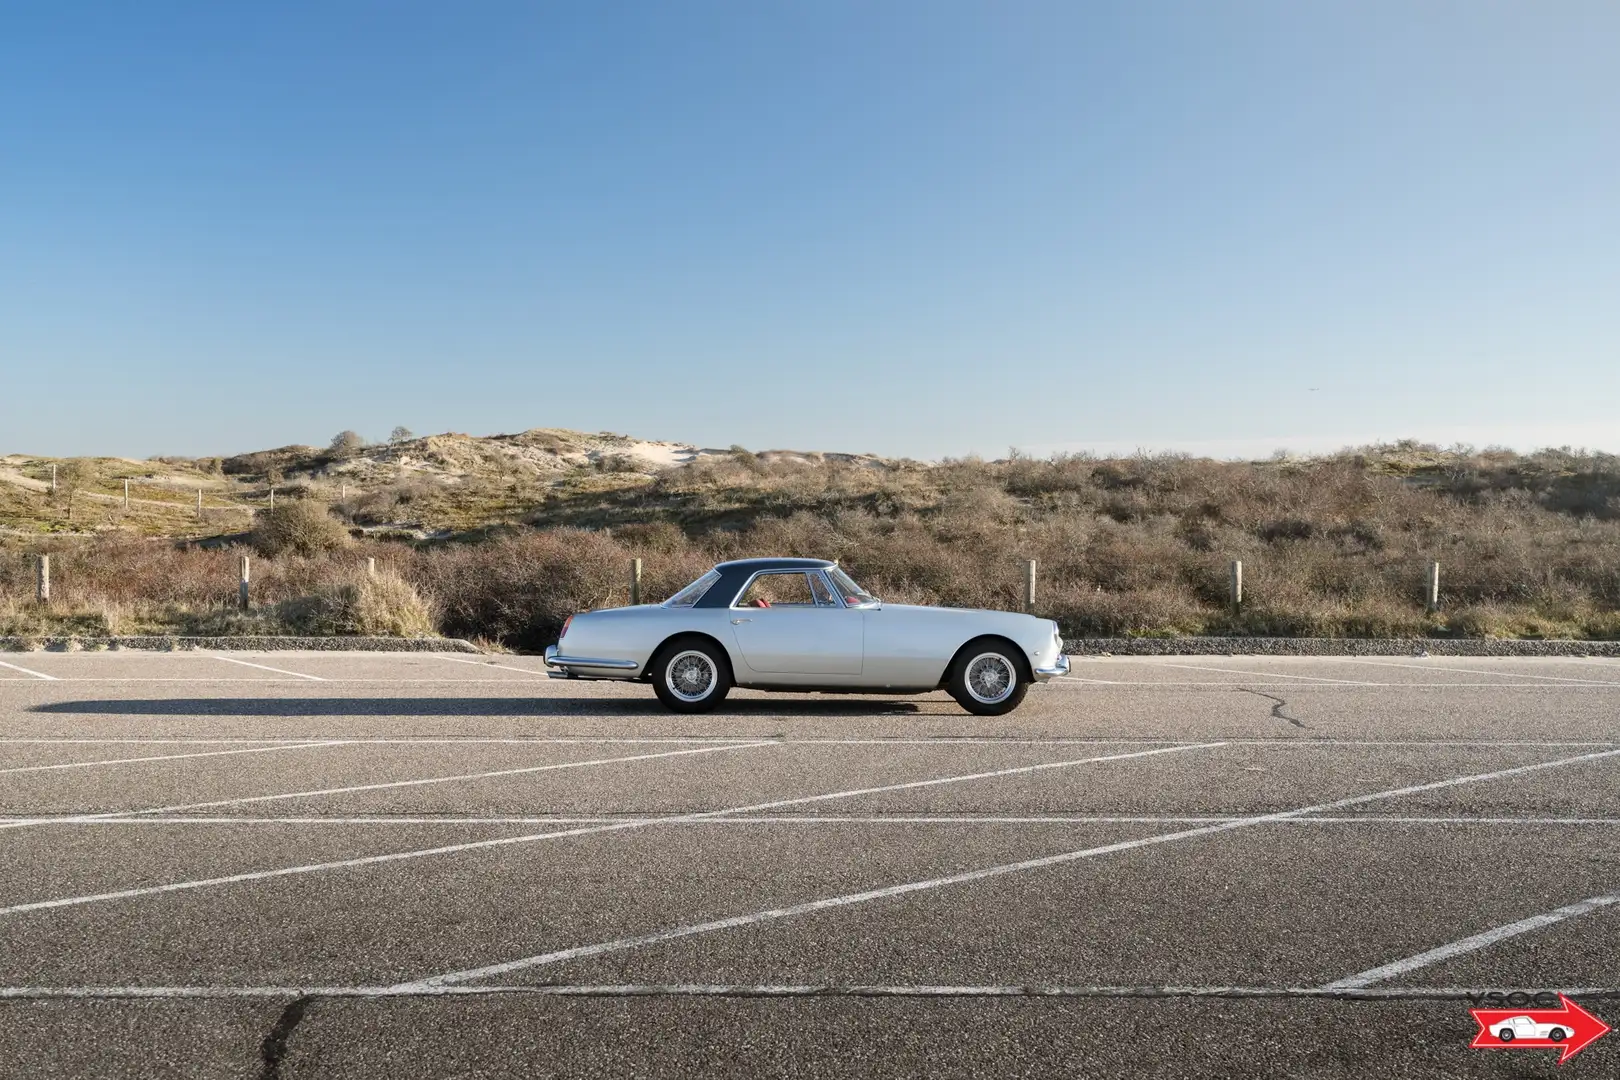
6;813;1620;826
0;742;776;833
0;737;1613;748
0;983;1617;1001
0;743;1223;917
1144;662;1371;684
395;746;1620;989
1050;679;1612;688
208;656;325;680
0;741;350;777
433;655;551;676
0;659;56;680
1336;657;1615;684
1322;892;1620;989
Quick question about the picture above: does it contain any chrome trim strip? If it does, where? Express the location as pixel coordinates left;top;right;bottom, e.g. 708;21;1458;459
543;646;639;671
1033;654;1070;681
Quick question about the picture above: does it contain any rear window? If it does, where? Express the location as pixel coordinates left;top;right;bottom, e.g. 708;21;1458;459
664;570;720;608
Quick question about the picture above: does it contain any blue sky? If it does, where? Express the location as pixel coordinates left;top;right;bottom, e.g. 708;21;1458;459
2;2;1616;460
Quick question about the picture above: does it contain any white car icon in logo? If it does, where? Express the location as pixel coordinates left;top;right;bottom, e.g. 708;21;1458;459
1490;1015;1569;1043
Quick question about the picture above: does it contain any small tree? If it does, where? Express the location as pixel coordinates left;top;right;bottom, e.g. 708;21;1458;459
56;459;91;523
329;431;367;459
389;426;415;444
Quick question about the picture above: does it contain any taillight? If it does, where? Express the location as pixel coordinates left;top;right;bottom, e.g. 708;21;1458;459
560;615;575;640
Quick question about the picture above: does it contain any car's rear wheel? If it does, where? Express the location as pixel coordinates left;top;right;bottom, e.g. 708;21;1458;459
948;638;1030;716
1498;1030;1514;1043
651;638;733;713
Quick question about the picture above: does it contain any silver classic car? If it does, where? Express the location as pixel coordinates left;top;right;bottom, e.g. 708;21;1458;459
543;557;1069;714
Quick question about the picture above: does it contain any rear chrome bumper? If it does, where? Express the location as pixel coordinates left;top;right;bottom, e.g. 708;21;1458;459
1032;653;1070;681
543;644;640;680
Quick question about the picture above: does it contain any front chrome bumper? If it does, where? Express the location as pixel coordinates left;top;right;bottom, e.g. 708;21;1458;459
543;644;640;680
1032;653;1070;681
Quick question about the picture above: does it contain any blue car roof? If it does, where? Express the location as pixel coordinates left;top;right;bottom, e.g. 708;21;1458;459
713;557;835;572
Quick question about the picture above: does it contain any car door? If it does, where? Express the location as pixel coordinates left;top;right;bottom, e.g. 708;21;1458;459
727;570;863;675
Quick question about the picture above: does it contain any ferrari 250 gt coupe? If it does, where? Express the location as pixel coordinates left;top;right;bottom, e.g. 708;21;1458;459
543;558;1069;714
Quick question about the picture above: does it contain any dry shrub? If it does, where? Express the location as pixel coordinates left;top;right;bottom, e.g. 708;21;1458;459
278;570;436;637
251;500;352;557
420;529;642;651
5;445;1620;645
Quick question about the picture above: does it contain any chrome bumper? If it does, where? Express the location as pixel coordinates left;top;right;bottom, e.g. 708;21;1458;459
543;644;640;680
1033;653;1070;681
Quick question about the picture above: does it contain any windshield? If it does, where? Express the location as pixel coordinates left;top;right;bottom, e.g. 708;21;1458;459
663;569;720;608
827;565;877;606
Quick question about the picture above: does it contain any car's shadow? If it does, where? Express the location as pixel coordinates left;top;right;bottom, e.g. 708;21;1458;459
27;697;927;717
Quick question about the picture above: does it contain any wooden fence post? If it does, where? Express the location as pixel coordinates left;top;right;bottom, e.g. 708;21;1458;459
1024;559;1037;614
268;487;275;513
239;556;251;611
1426;560;1440;612
50;463;57;494
367;557;377;578
197;489;204;519
36;554;49;603
1230;560;1243;611
123;479;130;510
631;558;643;605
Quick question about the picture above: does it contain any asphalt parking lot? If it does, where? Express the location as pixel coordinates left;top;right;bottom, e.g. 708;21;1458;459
1;650;1618;1078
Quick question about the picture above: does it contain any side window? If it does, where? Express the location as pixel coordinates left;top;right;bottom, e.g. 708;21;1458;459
809;573;836;607
736;572;816;608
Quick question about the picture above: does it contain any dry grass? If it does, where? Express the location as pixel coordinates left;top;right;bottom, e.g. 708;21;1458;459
3;443;1618;647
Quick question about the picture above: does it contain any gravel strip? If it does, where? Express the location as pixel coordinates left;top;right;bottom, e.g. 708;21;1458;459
5;635;1616;658
1063;637;1620;657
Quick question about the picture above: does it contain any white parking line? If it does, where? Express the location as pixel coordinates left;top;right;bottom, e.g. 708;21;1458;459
1335;657;1612;684
1051;679;1613;688
0;743;1222;916
0;659;56;680
1;983;1616;1001
0;742;775;833
3;983;1618;1001
1323;892;1620;989
433;655;550;676
1144;662;1371;684
209;656;324;681
0;736;1612;748
7;813;1620;827
0;741;350;777
395;745;1620;989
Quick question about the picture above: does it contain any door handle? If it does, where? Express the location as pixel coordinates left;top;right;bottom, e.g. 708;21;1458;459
731;618;752;624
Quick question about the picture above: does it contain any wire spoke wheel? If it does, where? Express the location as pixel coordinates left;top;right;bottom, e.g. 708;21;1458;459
964;653;1016;704
665;650;717;703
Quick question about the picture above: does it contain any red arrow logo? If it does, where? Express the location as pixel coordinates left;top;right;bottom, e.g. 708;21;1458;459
1470;994;1611;1064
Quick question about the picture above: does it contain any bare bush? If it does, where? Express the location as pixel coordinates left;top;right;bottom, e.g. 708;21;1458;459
5;445;1619;646
277;570;436;637
250;501;352;557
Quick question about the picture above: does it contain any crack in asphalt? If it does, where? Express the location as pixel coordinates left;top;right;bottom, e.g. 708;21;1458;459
1239;688;1307;729
257;995;313;1080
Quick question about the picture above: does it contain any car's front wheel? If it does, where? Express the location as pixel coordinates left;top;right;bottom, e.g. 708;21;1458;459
651;638;733;713
1549;1027;1567;1042
948;638;1030;716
